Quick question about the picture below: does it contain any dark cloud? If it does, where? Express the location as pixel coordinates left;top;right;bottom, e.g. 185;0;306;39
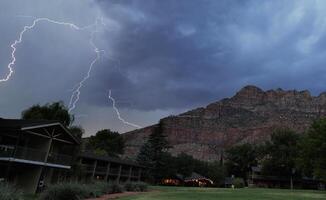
1;0;326;133
89;0;326;111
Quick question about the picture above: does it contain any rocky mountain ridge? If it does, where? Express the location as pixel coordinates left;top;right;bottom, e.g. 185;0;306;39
123;85;326;161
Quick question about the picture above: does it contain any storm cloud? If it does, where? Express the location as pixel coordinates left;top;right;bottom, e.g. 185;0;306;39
1;0;326;134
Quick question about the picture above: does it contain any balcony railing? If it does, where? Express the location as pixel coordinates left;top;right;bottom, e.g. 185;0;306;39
81;164;95;172
109;168;120;175
121;169;131;176
0;145;72;166
0;145;14;157
95;166;108;174
0;146;47;162
132;171;140;177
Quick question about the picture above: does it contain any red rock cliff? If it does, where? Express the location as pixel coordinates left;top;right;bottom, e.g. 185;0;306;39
123;85;326;161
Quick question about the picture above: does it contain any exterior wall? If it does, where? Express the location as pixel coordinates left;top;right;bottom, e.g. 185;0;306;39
0;124;78;194
80;157;144;184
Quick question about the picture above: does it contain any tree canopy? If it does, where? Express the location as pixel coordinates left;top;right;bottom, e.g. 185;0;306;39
21;101;73;126
261;129;300;177
137;120;170;182
298;119;326;180
87;129;125;157
225;143;258;183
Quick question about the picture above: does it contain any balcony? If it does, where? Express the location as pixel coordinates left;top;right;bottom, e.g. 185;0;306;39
95;166;108;174
0;145;72;167
121;169;131;177
109;168;120;176
0;145;47;162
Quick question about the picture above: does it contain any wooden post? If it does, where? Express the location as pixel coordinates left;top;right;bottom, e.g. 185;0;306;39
91;160;97;180
116;165;122;183
105;162;111;181
138;168;142;182
128;166;132;182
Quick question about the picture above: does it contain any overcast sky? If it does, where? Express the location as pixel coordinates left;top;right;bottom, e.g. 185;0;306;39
1;0;326;135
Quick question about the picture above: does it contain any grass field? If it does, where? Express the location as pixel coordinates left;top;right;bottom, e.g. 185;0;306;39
119;186;326;200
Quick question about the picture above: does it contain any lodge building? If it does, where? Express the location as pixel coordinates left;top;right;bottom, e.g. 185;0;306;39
79;152;145;183
0;118;80;193
0;118;145;194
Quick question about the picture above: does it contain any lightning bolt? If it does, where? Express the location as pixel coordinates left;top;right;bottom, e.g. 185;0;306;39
68;18;104;113
108;90;142;129
2;16;141;129
0;17;94;83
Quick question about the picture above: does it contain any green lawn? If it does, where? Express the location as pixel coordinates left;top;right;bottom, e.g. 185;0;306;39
119;186;326;200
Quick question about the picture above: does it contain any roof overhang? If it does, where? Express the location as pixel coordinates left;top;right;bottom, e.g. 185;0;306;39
21;122;80;145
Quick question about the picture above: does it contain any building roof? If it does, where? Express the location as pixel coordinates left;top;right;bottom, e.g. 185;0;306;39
0;118;59;129
0;118;80;144
183;172;213;184
184;172;210;181
251;166;261;173
79;151;146;168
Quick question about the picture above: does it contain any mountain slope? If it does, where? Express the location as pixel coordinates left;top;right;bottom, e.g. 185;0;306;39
123;85;326;161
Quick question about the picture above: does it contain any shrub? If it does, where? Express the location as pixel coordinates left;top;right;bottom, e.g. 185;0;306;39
88;181;110;197
124;182;148;192
39;181;145;199
124;182;137;192
109;182;124;194
39;182;91;200
135;182;148;192
0;183;22;200
233;178;245;188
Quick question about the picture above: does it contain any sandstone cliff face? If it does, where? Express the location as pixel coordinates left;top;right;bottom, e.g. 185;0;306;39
123;85;326;161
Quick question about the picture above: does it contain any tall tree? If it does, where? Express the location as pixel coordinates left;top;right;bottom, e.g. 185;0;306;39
261;129;299;177
21;101;73;126
298;118;326;180
174;153;195;177
137;120;170;182
87;129;125;157
225;143;258;183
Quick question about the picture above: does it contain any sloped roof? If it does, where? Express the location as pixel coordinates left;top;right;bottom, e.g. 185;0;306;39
0;118;80;144
184;172;213;182
251;166;261;172
0;118;59;129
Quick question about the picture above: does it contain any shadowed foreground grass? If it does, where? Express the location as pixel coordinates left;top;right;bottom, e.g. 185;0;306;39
119;186;326;200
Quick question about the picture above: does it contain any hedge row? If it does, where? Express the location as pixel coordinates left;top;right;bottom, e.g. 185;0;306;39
39;181;148;200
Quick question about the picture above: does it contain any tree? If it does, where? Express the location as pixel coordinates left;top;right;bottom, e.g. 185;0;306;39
225;143;258;183
69;125;84;142
261;129;300;177
298;118;326;180
137;120;170;183
174;153;195;177
21;101;73;126
87;129;125;157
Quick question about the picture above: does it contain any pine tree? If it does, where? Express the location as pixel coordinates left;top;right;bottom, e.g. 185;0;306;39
137;120;170;183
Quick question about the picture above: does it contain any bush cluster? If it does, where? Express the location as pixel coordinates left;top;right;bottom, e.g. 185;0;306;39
124;182;148;192
38;182;91;200
39;181;147;200
233;178;245;188
0;183;23;200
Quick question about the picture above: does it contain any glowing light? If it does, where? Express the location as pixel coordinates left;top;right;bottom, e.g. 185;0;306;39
108;90;142;129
